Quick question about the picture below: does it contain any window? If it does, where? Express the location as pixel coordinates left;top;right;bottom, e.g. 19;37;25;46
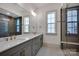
24;17;30;32
16;19;20;32
47;12;56;33
0;20;8;37
67;9;77;34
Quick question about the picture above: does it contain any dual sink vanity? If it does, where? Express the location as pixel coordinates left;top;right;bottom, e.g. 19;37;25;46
0;11;44;56
0;34;43;56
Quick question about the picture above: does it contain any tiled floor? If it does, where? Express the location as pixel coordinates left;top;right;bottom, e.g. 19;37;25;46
36;44;64;56
36;44;79;56
63;49;79;56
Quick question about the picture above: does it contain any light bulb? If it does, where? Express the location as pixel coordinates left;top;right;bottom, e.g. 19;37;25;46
6;12;10;15
31;10;36;16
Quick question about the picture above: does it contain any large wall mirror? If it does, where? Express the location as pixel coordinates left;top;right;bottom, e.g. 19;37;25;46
0;8;22;38
0;15;9;37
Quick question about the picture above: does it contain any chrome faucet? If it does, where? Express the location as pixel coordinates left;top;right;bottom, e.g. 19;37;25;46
10;36;13;40
6;37;9;41
5;34;16;41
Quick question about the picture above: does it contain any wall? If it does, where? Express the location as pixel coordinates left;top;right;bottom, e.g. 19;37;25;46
0;3;79;45
22;4;62;45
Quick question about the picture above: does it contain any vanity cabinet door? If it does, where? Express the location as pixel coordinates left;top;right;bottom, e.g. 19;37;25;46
25;40;32;56
32;38;37;56
25;45;32;56
19;48;26;56
11;52;19;56
19;42;27;56
32;37;41;56
40;35;43;47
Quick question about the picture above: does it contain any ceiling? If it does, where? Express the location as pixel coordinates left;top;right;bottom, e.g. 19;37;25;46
0;3;75;17
17;3;61;11
0;3;62;17
0;8;19;17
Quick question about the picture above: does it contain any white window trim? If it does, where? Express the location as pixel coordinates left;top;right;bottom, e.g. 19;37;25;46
46;10;57;35
23;16;30;33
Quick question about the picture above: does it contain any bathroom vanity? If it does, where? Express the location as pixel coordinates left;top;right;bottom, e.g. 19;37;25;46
0;34;43;56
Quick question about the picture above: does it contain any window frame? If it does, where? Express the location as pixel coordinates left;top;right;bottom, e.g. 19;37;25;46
66;7;79;36
16;18;20;32
46;11;57;34
23;16;30;33
15;17;22;35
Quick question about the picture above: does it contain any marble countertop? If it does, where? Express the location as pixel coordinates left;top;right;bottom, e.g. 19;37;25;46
0;34;42;53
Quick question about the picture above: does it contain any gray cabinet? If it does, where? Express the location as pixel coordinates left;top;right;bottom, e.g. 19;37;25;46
40;35;43;47
0;34;43;56
19;48;26;56
11;52;19;56
32;35;43;56
25;40;32;56
32;37;39;55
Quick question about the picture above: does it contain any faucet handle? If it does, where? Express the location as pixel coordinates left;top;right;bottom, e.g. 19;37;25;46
6;37;8;41
10;36;12;40
13;35;16;40
14;36;16;39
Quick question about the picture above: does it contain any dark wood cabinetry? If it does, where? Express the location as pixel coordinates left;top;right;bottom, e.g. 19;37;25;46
0;34;43;56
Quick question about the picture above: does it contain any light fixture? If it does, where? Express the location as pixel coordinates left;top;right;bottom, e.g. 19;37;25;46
3;18;9;21
61;3;64;7
6;12;10;15
31;10;37;16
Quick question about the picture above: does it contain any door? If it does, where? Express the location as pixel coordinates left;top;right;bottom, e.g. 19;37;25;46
61;6;79;51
